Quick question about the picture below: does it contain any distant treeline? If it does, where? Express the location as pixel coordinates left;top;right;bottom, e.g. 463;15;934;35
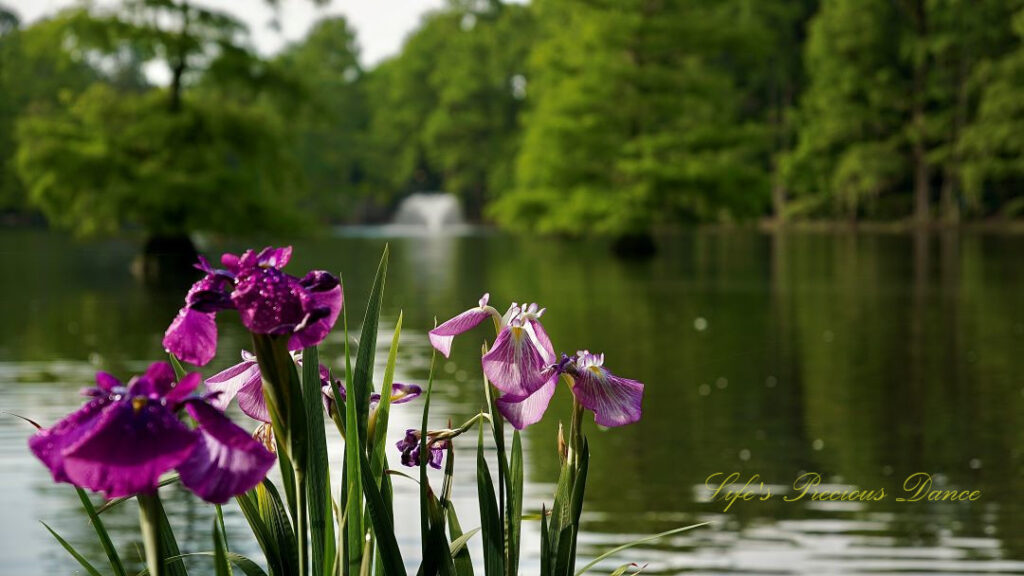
0;0;1022;241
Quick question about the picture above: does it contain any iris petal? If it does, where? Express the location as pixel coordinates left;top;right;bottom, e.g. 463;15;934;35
204;358;261;412
232;268;306;336
482;325;549;396
389;383;422;404
177;402;276;504
163;308;218;366
166;373;202;406
428;306;492;357
63;400;198;498
290;271;343;350
496;373;558;430
571;366;644;427
236;377;271;423
95;372;120;392
28;397;111;483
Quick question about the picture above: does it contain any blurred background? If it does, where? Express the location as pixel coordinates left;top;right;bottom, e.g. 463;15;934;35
1;0;1023;575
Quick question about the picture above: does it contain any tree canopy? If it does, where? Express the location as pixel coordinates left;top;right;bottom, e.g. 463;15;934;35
1;0;1022;240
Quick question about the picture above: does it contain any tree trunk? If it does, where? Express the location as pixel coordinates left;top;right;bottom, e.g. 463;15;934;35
772;178;787;223
910;0;930;225
133;234;198;284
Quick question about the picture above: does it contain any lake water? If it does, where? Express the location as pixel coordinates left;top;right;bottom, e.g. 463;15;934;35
1;228;1022;575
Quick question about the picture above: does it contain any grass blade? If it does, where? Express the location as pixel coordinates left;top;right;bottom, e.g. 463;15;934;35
42;522;103;576
572;523;709;576
75;487;127;576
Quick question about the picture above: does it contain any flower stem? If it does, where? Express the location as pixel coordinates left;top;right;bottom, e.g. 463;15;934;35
137;491;164;576
567;396;584;472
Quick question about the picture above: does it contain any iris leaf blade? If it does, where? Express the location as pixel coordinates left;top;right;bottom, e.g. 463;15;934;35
572;523;709;576
41;522;104;576
75;486;127;576
476;425;504;576
302;345;332;576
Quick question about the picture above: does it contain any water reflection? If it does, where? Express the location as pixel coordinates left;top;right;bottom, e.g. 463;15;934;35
1;229;1022;574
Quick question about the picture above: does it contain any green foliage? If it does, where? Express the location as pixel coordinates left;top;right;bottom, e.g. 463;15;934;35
783;0;907;216
10;0;303;238
960;7;1024;216
786;0;1022;220
275;18;371;222
494;0;772;236
17;84;301;237
367;3;535;215
0;8;98;211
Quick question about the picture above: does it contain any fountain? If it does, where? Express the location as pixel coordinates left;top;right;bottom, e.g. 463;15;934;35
392;192;464;233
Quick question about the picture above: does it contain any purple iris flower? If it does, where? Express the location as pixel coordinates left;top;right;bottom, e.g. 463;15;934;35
206;350;422;423
322;381;423;414
498;350;645;429
28;362;275;503
563;351;645;427
395;429;447;469
429;294;554;398
163;246;343;366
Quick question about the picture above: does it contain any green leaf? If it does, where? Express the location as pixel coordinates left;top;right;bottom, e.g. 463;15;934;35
178;553;270;576
353;245;389;445
370;311;403;487
369;310;403;576
138;491;189;576
41;521;103;576
507;431;523;576
419;344;437;574
424;486;458;576
447;524;480;561
213;509;233;576
553;440;589;576
357;449;406;576
75;487;127;576
343;322;365;574
446;497;477;564
168;354;187;380
477;425;504;576
540;505;550;576
572;523;708;576
251;334;309;473
302;345;333;576
235;481;298;576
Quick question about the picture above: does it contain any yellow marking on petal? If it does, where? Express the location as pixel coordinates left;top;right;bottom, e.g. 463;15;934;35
132;397;147;413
